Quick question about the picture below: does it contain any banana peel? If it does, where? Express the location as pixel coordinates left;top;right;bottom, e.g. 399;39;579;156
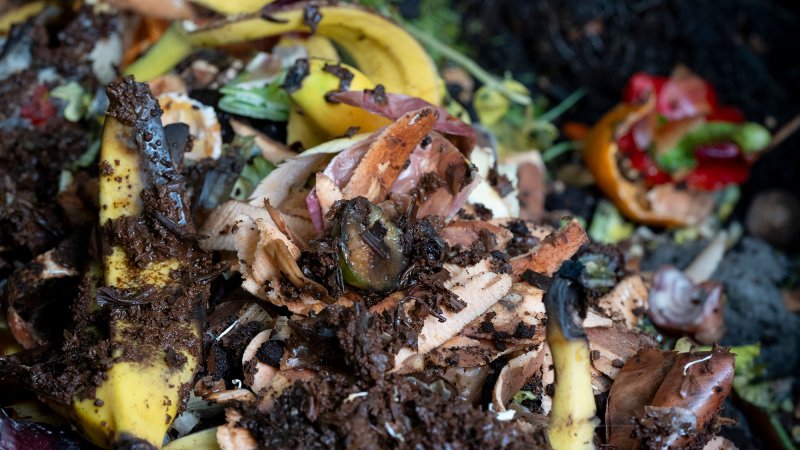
186;3;441;104
123;22;194;82
544;265;598;450
163;427;220;450
286;106;329;149
189;0;274;15
0;1;47;35
73;76;207;449
287;58;390;139
277;34;340;62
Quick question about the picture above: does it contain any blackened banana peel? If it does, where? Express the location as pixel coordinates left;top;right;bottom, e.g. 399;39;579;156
544;263;599;450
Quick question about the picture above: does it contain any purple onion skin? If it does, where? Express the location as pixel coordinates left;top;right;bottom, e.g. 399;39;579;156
0;411;84;450
647;266;725;344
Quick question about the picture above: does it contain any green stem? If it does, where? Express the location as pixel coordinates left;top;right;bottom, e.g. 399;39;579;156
769;413;798;450
403;24;532;106
542;141;580;162
537;88;587;123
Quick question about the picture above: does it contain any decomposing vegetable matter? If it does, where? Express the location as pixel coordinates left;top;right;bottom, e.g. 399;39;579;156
336;198;408;292
582;69;771;227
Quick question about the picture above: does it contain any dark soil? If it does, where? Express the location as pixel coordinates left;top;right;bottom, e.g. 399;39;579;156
452;0;800;239
643;237;800;377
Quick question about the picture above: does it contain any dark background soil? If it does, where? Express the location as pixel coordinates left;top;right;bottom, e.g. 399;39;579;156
442;0;800;230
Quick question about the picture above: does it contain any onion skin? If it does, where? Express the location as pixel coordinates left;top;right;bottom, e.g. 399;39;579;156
647;266;725;345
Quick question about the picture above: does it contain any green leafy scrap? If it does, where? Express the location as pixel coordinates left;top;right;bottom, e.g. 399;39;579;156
51;82;91;122
230;135;276;201
513;390;537;405
218;75;291;121
588;200;634;244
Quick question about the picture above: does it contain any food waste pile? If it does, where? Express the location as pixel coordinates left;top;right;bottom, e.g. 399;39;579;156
0;1;796;449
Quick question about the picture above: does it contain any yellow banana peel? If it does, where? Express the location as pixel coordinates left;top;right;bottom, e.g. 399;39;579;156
188;0;274;15
186;3;441;104
0;1;46;35
164;427;220;450
73;352;198;448
277;34;340;62
545;273;598;450
288;58;390;139
286;106;330;149
74;77;204;449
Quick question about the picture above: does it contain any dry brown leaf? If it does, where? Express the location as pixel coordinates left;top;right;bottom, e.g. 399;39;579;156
440;220;513;249
606;348;735;450
586;325;657;381
342;107;438;202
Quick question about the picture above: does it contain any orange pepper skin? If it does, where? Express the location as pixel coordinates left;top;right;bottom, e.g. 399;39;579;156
582;101;696;228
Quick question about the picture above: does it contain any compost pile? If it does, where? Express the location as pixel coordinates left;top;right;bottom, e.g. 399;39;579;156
0;1;797;450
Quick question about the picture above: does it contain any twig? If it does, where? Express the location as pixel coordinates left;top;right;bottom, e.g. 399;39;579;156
769;114;800;150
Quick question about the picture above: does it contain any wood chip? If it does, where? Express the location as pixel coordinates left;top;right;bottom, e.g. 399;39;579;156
460;282;546;343
426;336;498;368
597;275;649;329
394;259;512;370
510;219;589;278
